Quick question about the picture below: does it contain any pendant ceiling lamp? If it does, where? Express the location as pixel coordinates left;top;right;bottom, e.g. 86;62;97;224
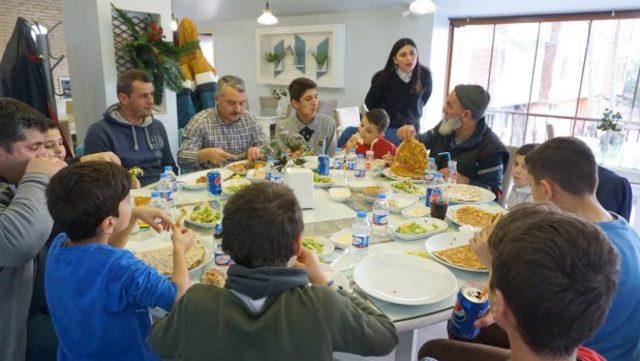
409;0;437;15
257;1;278;25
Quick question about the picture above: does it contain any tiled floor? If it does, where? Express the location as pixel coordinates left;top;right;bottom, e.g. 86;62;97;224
334;321;448;361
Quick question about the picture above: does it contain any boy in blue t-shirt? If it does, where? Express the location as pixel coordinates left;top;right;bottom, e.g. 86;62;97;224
44;161;195;360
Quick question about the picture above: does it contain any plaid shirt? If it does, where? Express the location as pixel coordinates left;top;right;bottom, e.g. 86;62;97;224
177;108;266;170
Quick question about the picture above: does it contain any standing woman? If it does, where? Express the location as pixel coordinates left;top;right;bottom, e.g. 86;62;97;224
365;38;432;145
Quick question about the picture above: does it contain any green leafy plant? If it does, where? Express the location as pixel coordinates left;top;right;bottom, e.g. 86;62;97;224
308;50;328;67
597;108;623;132
112;4;199;105
261;132;313;170
265;51;285;68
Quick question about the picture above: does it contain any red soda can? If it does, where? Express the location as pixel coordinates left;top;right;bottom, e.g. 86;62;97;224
448;282;490;340
207;171;222;195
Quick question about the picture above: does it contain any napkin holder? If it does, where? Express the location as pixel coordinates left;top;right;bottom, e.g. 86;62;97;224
285;167;314;209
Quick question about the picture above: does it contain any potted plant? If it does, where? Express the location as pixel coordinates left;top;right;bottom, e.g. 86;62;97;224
269;87;288;115
308;50;328;72
265;51;285;71
597;108;624;156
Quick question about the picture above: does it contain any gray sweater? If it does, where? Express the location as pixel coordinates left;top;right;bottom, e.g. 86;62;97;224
0;173;53;361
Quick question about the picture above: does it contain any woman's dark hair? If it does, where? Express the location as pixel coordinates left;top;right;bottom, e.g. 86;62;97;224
221;182;304;268
382;38;424;94
364;109;390;134
46;161;131;241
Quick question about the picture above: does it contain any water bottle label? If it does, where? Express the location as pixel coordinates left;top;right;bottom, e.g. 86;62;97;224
352;234;370;248
355;168;365;177
372;212;389;226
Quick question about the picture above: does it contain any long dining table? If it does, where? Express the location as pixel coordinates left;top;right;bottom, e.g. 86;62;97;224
137;167;490;361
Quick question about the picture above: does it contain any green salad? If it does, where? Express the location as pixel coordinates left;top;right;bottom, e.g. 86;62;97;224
396;222;440;235
391;180;422;194
313;173;333;184
302;237;324;253
189;203;221;224
224;181;249;194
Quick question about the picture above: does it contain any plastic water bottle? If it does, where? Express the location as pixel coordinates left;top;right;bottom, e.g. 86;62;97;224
448;160;459;184
426;172;445;207
424;157;439;206
158;173;174;208
351;210;371;263
428;157;437;173
372;194;390;236
346;147;357;171
365;150;375;176
163;166;177;193
333;147;345;169
354;153;365;177
149;191;166;210
265;156;275;181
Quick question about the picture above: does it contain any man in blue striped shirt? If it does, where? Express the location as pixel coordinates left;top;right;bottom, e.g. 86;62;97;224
397;84;508;196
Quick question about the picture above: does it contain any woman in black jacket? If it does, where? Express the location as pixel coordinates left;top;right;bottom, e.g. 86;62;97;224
365;38;432;145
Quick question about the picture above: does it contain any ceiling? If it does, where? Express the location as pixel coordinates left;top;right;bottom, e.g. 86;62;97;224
173;0;640;24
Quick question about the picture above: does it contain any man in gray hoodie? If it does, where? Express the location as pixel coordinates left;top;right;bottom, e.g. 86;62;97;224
85;69;177;186
0;97;67;361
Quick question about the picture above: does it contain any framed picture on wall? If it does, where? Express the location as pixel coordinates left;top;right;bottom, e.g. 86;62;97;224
59;77;72;99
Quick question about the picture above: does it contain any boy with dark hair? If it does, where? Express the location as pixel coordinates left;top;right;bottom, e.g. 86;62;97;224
276;77;337;155
524;137;640;361
150;182;398;360
504;143;538;209
344;108;397;159
420;203;620;361
44;161;196;360
85;69;177;185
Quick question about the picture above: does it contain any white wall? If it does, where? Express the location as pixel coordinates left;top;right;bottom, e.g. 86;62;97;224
62;0;179;157
423;9;451;131
199;6;445;131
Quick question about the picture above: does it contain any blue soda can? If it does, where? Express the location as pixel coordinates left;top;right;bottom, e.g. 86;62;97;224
207;171;222;195
318;155;330;176
214;244;233;266
448;282;490;340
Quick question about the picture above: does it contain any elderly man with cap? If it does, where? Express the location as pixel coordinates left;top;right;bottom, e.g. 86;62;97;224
397;84;508;195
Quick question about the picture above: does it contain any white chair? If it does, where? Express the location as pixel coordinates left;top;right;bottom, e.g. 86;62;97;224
334;106;361;130
499;145;519;207
317;99;338;118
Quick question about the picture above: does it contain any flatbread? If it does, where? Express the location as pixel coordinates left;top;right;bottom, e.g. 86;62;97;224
433;244;486;270
391;137;428;179
454;207;500;228
441;184;485;203
201;268;227;287
135;239;205;275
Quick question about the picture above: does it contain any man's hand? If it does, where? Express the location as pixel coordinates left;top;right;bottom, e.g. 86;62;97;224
171;225;196;254
133;205;174;233
80;151;121;165
457;174;470;184
25;157;67;177
198;147;231;165
293;248;330;286
396;125;416;141
247;147;262;162
470;214;501;270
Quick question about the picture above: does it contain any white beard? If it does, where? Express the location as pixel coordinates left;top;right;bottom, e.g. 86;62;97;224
438;117;462;136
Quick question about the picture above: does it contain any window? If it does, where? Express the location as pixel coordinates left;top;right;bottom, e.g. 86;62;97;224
447;11;640;147
198;33;215;67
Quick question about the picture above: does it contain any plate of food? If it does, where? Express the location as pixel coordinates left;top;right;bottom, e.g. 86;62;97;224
246;168;267;182
184;202;222;229
389;217;449;241
178;168;233;190
226;160;265;175
353;252;457;306
200;267;227;287
382;168;422;183
330;229;353;249
440;184;496;204
425;232;488;272
128;233;213;278
222;179;251;197
387;193;419;213
348;179;379;192
130;188;153;206
361;184;392;203
313;173;335;188
387;137;429;181
401;203;431;218
390;180;426;197
447;204;507;228
301;236;335;259
320;264;349;290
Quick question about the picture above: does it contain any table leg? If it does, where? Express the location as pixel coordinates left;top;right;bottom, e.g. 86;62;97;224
395;329;419;361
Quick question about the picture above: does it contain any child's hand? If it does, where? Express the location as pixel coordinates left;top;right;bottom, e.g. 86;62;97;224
382;152;394;166
397;125;416;141
293;248;331;286
171;225;195;253
131;177;141;189
345;134;359;149
133;205;173;233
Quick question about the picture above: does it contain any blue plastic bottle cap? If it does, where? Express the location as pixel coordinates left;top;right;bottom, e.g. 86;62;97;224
377;193;386;200
160;173;168;178
164;165;172;171
429;157;436;162
435;173;443;179
151;191;160;198
357;210;367;218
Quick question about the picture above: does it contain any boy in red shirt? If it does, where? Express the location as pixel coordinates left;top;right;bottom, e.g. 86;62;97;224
344;109;396;159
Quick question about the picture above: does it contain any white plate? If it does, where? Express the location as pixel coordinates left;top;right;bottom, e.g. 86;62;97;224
246;169;267;182
440;184;496;204
313;175;335;188
302;236;335;259
353;253;457;306
330;229;352;249
382;168;423;183
389;217;449;241
348;178;379;192
328;187;351;202
425;232;488;273
401;203;431;218
126;232;214;278
183;204;222;229
320;264;350;291
222;179;251;197
225;160;254;175
447;204;507;228
390;181;427;198
178;169;233;190
388;193;419;213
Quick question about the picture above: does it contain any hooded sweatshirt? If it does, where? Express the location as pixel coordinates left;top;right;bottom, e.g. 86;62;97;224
0;172;54;361
84;104;177;185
